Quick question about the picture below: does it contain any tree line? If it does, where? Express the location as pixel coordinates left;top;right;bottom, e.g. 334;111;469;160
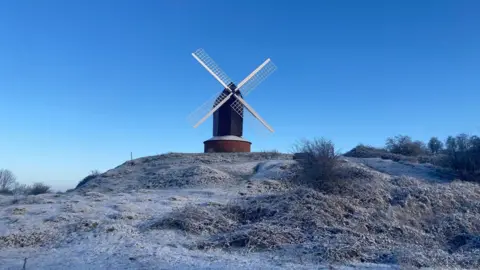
0;169;51;195
370;133;480;181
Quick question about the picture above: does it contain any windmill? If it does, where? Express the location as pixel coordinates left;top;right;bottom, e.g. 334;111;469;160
188;48;277;153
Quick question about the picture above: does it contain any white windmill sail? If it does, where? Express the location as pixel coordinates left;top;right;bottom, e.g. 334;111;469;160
191;48;233;90
232;94;274;132
187;90;232;128
236;58;277;97
230;58;276;128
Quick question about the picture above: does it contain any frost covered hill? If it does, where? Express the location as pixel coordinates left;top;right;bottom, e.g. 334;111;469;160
1;152;480;269
75;152;296;193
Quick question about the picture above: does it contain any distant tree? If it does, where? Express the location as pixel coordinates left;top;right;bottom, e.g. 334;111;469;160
446;136;457;153
443;134;480;180
0;169;16;192
385;135;427;156
470;136;480;150
470;136;480;167
456;133;470;152
415;140;429;154
428;137;444;154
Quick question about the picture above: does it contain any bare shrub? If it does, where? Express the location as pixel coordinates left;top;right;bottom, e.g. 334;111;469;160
0;169;16;193
386;135;428;156
292;138;341;192
28;182;51;195
12;182;30;194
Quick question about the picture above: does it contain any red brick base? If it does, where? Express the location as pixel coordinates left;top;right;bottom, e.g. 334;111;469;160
204;139;251;153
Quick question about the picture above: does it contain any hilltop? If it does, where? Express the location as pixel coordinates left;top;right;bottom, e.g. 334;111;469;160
1;152;479;269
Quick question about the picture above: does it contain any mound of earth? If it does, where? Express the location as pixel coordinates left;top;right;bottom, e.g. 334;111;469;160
75;152;292;193
150;158;480;269
1;152;479;269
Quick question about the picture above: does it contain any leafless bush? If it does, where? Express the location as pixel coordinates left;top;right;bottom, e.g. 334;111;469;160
28;182;51;195
292;138;341;192
12;182;30;194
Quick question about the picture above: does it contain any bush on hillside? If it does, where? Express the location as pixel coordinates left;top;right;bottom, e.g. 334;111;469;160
28;182;51;195
385;135;428;156
417;154;450;167
349;133;479;182
292;137;341;192
346;144;394;159
344;144;418;163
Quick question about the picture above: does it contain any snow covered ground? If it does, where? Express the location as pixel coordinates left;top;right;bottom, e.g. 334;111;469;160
0;189;395;270
1;153;478;269
344;157;456;183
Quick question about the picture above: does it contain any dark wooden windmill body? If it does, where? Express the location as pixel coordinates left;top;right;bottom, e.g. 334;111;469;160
213;83;243;137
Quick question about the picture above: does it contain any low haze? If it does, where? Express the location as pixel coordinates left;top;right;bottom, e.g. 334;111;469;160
1;0;479;190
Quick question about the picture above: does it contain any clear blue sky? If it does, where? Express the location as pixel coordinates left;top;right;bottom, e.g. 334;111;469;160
1;0;479;191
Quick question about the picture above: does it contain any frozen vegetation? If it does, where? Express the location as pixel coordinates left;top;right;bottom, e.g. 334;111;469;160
1;152;479;269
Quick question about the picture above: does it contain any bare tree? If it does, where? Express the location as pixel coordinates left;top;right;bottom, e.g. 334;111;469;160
428;137;444;154
0;169;16;192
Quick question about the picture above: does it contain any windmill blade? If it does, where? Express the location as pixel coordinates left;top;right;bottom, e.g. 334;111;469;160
187;90;233;128
233;94;274;133
243;109;275;139
236;58;276;97
192;48;234;91
230;58;276;122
